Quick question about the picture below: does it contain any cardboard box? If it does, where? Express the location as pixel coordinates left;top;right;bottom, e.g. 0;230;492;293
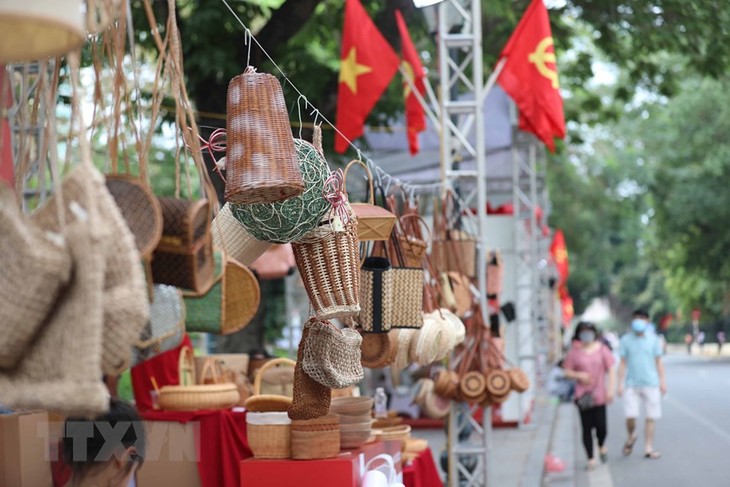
135;420;201;487
0;411;52;487
240;440;402;487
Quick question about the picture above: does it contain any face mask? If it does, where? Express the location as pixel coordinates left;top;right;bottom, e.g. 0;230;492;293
631;319;647;333
579;331;596;343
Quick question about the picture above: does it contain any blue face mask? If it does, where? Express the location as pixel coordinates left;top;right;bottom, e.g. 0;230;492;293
631;319;647;334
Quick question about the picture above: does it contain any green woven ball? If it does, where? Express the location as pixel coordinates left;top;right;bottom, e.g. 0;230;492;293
231;139;331;243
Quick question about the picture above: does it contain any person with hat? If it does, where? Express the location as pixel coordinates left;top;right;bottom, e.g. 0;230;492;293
617;309;667;460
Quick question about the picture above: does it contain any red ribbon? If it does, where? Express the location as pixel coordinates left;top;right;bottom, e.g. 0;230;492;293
188;128;227;181
323;169;350;225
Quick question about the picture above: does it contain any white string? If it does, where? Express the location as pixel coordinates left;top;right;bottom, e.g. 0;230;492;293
219;0;443;194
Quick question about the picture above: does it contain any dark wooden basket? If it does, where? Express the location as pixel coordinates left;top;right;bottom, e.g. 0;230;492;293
151;197;215;294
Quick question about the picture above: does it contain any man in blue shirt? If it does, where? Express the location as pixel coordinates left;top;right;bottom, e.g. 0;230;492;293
617;309;667;460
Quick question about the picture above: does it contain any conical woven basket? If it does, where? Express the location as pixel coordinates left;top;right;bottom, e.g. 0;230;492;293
224;67;304;204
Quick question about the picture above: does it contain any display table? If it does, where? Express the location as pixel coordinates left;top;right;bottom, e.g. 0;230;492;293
139;409;252;487
403;448;443;487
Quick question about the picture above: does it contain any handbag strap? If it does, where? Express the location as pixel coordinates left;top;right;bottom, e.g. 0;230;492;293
342;159;375;206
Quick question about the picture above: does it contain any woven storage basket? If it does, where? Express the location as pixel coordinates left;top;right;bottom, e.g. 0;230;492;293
211;203;272;265
301;318;363;389
105;174;163;259
231;137;330;243
293;215;360;320
0;183;72;369
245;358;296;413
224;67;304;205
485;369;512;397
359;256;394;333
398;214;430;268
343;160;395;241
246;412;291;459
508;368;530;393
0;0;85;63
183;250;260;335
390;267;425;329
431;230;477;278
291;415;341;460
152;197;215;294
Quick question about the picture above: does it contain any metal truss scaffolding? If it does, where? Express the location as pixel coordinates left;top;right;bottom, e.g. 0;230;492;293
436;0;489;486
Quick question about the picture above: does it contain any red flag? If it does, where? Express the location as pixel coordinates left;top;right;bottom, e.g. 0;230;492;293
496;0;565;152
335;0;400;153
550;229;569;287
561;293;574;328
395;10;426;155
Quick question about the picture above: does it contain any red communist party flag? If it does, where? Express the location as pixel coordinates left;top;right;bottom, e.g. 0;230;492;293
496;0;565;152
395;10;426;155
335;0;400;153
550;229;569;286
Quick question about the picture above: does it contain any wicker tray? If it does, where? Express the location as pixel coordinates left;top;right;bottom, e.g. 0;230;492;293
158;383;240;411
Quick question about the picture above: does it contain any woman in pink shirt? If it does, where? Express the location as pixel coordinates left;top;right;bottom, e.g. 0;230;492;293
563;322;616;470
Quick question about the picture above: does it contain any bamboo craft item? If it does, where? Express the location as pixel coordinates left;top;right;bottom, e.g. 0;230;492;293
245;358;296;413
343;160;395;241
301;318;363;389
224;67;304;205
289;324;331;420
247;411;292;459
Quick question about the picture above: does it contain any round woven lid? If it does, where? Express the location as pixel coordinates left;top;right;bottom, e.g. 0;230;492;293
460;371;486;399
486;369;511;397
231;139;331;244
509;368;530;393
105;175;163;258
360;331;391;369
244;394;292;412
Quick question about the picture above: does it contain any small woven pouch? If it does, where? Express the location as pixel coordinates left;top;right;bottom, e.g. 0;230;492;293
301;318;364;389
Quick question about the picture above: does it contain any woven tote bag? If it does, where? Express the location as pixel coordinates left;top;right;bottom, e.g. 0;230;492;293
152;197;216;294
230;137;331;244
293;213;360;320
211;203;272;266
343;160;395;241
224;67;304;205
301;319;363;389
183;250;260;335
0;183;72;370
359;257;394;333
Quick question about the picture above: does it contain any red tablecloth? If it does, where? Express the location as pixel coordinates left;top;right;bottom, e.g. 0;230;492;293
142;409;252;487
131;334;193;411
403;448;443;487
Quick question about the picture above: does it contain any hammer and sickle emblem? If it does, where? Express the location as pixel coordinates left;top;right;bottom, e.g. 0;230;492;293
528;37;559;89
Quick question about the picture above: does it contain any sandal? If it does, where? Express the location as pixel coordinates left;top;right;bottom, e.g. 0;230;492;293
644;451;661;459
622;436;637;456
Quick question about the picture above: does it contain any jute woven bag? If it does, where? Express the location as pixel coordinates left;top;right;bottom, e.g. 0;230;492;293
0;183;72;369
302;319;363;389
288;324;331;420
224;67;304;204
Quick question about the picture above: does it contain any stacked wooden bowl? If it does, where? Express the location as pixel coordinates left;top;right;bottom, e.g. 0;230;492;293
329;396;374;449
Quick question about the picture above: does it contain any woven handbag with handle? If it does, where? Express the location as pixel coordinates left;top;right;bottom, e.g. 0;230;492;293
183;250;261;335
132;284;185;366
224;67;304;205
343;160;395;241
301;318;363;389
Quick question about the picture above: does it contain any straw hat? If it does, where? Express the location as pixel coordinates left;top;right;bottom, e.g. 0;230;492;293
413;378;433;407
442;309;466;346
360;330;391;369
422;387;452;419
410;313;443;366
392;329;417;371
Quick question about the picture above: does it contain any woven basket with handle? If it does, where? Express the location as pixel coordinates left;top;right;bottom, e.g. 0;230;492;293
343;160;395;241
224;67;304;205
244;358;295;413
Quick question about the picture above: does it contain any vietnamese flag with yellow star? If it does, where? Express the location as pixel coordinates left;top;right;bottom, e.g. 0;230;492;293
335;0;400;153
395;10;426;155
550;229;569;287
496;0;565;152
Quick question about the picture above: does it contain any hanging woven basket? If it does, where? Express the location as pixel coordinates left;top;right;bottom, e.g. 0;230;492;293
224;67;304;204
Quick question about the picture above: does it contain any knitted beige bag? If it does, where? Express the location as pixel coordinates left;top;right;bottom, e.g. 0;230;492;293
0;182;72;369
0;177;108;416
302;318;363;389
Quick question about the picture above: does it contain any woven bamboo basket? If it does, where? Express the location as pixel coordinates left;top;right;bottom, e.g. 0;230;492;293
246;411;291;459
152;197;215;294
157;383;240;411
291;414;341;460
224;67;304;204
211;203;272;266
244;358;296;413
105;175;163;259
293;216;360;320
459;371;486;400
398;214;430;268
343;160;395;241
